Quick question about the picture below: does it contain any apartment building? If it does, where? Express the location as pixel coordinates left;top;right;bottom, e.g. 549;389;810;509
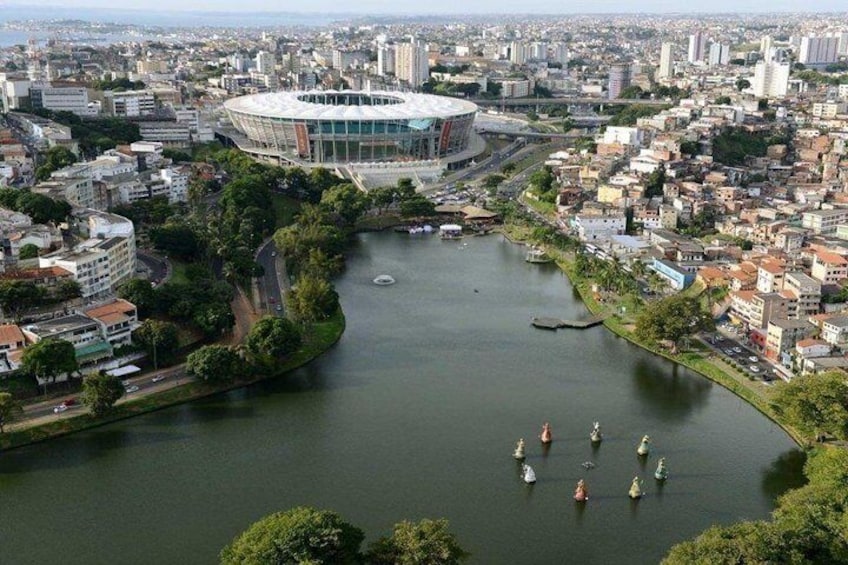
103;90;156;117
765;318;816;362
783;271;822;318
811;251;848;285
802;208;848;234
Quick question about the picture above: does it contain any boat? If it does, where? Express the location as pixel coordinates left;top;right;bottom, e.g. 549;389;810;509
513;438;526;461
628;477;643;499
439;224;464;239
408;226;425;234
590;421;603;444
373;275;396;286
525;247;552;264
540;422;552;444
521;463;536;484
573;479;588;502
636;435;650;456
654;457;669;481
422;224;434;233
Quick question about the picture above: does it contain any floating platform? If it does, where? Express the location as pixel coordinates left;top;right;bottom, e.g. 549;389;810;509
531;315;606;330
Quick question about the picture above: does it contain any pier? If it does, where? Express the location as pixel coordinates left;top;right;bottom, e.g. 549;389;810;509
531;315;607;330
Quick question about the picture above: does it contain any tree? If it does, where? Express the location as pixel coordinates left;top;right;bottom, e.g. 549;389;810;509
645;164;666;198
399;196;436;218
81;372;125;417
149;222;201;261
133;320;180;369
220;506;364;565
286;275;339;325
735;78;751;91
320;183;370;226
370;186;397;215
662;521;780;565
54;279;82;302
20;339;79;385
35;145;77;181
0;392;24;433
18;243;39;260
185;345;244;382
117;278;156;317
529;166;555;195
634;295;714;352
713;95;732;105
774;371;848;441
0;280;47;320
367;519;469;565
247;317;302;362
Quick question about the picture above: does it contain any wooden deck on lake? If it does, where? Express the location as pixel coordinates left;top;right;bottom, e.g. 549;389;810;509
531;315;607;330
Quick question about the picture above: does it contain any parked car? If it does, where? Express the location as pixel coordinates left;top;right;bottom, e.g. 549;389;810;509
152;376;167;383
276;304;283;312
125;385;140;393
749;365;761;373
748;356;759;363
271;251;277;257
724;349;735;356
733;347;743;354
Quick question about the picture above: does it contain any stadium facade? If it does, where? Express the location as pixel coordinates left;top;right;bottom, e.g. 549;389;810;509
223;90;478;164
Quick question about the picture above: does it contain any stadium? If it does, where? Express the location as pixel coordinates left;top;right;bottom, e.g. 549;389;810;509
223;90;478;165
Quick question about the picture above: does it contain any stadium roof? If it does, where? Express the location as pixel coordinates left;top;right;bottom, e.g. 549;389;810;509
224;90;478;121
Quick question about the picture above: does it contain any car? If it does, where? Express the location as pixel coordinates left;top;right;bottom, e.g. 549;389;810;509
125;385;140;393
269;297;276;304
121;380;130;387
724;349;735;355
762;374;774;382
152;376;167;383
53;404;68;414
733;347;743;354
63;397;77;406
748;356;759;363
271;251;277;257
276;304;283;311
749;365;761;373
715;335;725;342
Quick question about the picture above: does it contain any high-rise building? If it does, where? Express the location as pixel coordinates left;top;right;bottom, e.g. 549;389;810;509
531;42;548;61
509;41;529;65
753;61;790;98
688;31;707;63
708;43;731;66
761;35;774;60
280;52;301;74
838;31;848;57
799;35;840;66
608;64;631;100
658;42;674;79
377;43;396;76
552;43;569;66
395;40;429;87
255;51;276;75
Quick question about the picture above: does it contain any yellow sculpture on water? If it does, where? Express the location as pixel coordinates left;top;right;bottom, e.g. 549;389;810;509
513;438;526;461
629;476;643;499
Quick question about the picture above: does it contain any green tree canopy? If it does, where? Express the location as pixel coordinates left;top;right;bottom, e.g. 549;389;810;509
21;339;79;384
0;280;47;320
286;275;339;325
399;195;436;218
774;372;848;441
18;243;40;260
247;317;302;362
117;278;156;317
133;320;180;369
320;183;370;226
186;345;243;382
81;372;125;417
0;392;24;433
220;506;364;565
149;222;202;261
366;519;469;565
634;295;714;351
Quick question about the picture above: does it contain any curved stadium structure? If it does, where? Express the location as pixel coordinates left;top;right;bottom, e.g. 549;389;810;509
223;90;477;164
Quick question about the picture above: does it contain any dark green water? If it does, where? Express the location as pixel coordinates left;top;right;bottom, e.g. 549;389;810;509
0;233;804;565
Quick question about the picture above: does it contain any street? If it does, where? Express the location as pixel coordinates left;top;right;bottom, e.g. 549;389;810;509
256;238;286;317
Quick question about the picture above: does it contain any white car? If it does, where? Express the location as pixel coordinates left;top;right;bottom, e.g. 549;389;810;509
125;385;140;393
733;347;743;354
749;365;761;373
152;376;167;383
53;404;68;414
748;356;759;363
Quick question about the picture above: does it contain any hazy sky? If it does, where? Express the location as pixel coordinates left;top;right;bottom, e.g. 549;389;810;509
6;0;848;14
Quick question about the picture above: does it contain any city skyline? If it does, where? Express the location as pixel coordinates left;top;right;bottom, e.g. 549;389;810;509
3;0;848;15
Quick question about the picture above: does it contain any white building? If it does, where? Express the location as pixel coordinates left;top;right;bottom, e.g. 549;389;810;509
752;61;790;98
687;31;707;64
31;86;98;117
395;40;429;87
104;90;156;117
159;166;190;203
608;64;631;100
573;214;626;242
509;41;529;65
658;43;674;79
708;43;731;66
799;35;840;67
603;126;643;146
376;44;396;76
255;51;276;74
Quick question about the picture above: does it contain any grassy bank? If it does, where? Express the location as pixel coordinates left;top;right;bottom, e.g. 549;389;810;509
0;310;346;452
502;223;805;447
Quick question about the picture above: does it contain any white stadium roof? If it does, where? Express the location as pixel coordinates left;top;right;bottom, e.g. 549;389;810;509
224;90;478;121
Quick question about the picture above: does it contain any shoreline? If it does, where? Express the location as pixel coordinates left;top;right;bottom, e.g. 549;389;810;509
0;310;346;452
499;226;806;449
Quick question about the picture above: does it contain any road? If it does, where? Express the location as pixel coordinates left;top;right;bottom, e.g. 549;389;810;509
698;326;781;383
256;238;286;317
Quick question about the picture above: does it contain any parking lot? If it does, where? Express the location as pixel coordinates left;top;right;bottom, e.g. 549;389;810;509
703;324;779;383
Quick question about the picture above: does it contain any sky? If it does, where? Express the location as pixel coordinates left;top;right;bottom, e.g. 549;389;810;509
3;0;848;14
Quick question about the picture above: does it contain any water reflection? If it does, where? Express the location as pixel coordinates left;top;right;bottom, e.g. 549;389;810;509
761;449;807;502
630;358;711;420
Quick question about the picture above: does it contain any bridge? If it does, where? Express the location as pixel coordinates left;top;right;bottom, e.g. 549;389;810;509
473;97;670;108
